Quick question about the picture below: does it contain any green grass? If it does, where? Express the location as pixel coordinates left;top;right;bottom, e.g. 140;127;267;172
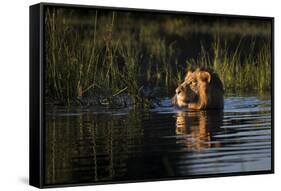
189;36;272;93
45;8;272;107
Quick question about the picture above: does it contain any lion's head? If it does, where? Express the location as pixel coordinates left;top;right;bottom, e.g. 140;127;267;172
172;68;224;109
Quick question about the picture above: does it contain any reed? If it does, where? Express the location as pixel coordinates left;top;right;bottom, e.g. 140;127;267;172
45;8;272;107
183;35;271;93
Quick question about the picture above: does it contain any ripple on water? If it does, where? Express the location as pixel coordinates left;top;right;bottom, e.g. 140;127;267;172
44;95;272;185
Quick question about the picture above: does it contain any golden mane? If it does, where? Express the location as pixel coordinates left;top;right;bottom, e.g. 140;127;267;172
172;67;224;110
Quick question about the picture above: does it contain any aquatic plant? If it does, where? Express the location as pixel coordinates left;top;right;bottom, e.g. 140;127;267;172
45;8;272;107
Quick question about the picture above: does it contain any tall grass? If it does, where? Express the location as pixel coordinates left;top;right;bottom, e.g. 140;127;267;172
45;8;272;106
185;36;271;93
45;8;179;106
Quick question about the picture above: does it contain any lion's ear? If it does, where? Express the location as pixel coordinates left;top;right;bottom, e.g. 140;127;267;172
185;71;193;81
198;71;211;83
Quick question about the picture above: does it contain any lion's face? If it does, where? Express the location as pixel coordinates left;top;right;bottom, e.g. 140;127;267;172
172;68;224;109
172;70;211;108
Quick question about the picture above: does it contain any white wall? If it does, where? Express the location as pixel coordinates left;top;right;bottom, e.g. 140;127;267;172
0;0;279;190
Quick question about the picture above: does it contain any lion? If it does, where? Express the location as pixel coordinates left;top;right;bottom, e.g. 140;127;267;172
172;67;224;109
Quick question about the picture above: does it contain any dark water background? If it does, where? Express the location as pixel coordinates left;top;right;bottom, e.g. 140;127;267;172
45;93;272;185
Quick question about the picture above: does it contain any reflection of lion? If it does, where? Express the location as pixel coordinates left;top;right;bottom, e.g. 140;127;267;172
176;110;223;150
172;68;224;109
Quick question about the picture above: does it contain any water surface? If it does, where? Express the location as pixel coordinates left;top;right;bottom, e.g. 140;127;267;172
45;94;272;185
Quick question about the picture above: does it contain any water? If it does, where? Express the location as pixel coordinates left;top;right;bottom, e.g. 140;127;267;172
44;94;272;185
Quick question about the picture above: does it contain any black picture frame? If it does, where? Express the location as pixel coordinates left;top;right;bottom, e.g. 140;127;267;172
30;2;274;188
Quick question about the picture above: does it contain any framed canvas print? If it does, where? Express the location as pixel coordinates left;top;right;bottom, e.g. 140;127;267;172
29;2;274;188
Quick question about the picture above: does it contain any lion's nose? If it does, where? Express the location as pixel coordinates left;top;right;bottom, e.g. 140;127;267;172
176;86;183;94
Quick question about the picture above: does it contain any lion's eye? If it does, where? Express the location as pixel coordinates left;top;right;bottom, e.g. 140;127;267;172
191;81;197;86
